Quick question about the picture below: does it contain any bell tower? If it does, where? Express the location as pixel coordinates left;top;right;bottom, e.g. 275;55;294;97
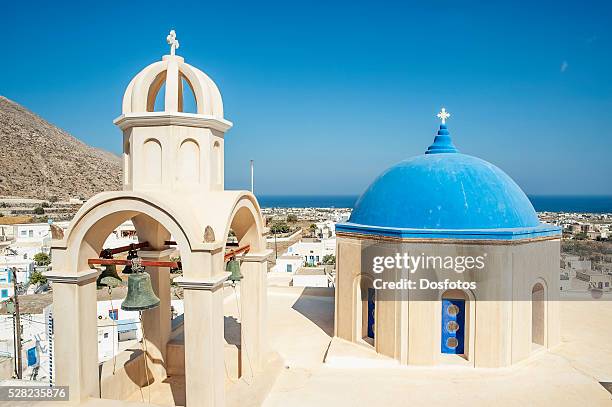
114;30;232;193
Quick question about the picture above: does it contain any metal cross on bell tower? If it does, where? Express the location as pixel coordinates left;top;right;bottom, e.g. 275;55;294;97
166;30;180;55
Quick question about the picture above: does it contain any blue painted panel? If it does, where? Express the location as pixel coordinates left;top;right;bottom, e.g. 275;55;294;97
27;347;38;366
441;299;465;354
108;309;119;321
367;288;375;339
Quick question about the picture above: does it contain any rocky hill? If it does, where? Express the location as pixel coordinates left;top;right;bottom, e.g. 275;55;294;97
0;96;122;200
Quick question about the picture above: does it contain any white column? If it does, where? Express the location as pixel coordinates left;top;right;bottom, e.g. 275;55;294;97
46;269;100;403
175;274;228;407
239;250;270;374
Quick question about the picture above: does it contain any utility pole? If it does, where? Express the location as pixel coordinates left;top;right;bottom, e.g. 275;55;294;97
274;232;278;260
250;160;254;194
12;268;23;379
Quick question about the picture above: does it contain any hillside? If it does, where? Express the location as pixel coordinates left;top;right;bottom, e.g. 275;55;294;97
0;96;122;200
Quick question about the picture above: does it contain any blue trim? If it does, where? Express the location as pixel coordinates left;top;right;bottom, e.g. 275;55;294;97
336;221;561;241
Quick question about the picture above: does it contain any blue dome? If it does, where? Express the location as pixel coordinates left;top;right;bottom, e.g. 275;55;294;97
338;124;561;240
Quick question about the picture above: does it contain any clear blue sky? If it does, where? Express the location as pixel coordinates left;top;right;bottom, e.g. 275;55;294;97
2;0;611;195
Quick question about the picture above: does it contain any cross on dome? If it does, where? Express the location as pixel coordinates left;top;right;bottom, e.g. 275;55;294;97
437;107;451;124
166;30;180;55
426;107;458;154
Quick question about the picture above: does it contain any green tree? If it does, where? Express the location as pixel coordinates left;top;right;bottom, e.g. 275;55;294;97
270;222;290;234
33;252;51;266
29;270;48;285
287;214;298;223
33;206;45;215
323;254;336;265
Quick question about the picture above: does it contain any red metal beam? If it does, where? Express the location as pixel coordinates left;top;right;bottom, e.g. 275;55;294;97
88;258;181;268
224;244;250;261
165;240;240;247
90;244;251;268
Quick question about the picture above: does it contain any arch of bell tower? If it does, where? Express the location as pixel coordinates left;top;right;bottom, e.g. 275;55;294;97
114;30;232;193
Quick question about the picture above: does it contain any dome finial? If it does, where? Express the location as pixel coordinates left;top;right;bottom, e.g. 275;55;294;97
166;30;180;56
437;107;450;124
426;107;459;154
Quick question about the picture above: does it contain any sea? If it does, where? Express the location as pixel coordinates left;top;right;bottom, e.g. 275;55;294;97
255;195;612;213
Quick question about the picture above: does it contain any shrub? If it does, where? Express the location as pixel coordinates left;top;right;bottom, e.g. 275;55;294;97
270;222;290;234
33;252;51;266
323;254;336;265
29;270;48;285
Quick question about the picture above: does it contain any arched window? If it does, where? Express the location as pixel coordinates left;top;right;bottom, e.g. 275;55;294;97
212;141;222;187
123;137;131;185
532;282;546;347
177;139;200;183
355;276;375;346
146;70;199;113
180;76;197;113
143;139;162;184
440;289;474;361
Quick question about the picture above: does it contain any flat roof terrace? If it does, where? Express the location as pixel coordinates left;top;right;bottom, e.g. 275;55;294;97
15;287;612;407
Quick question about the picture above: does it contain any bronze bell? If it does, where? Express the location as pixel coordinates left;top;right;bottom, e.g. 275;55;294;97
226;257;243;282
122;250;138;274
97;264;122;288
121;259;160;311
